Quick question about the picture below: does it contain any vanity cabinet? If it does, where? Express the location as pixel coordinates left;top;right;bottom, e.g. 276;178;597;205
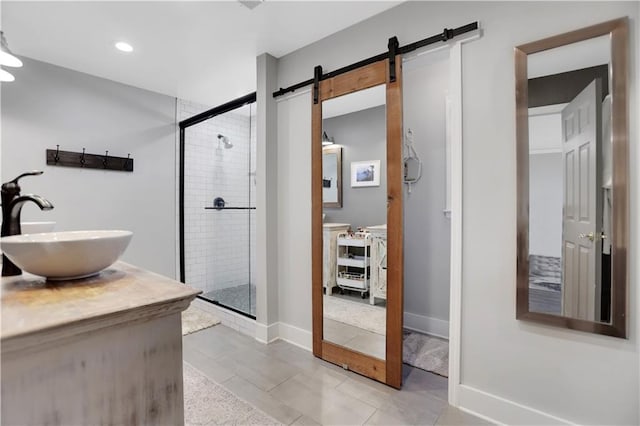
366;225;387;305
323;223;350;295
1;262;200;426
336;231;371;296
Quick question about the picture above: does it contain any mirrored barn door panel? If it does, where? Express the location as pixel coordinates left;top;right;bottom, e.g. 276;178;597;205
312;58;404;388
321;85;388;361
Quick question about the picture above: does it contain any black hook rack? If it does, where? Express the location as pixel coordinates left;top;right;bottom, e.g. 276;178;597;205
46;147;134;172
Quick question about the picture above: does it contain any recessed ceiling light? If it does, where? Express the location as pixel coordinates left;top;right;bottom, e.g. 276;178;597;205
115;42;133;53
238;0;264;10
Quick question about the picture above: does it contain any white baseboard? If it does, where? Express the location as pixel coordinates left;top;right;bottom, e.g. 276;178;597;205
277;322;312;351
457;384;574;425
255;322;280;344
404;312;449;339
191;299;256;338
190;300;313;350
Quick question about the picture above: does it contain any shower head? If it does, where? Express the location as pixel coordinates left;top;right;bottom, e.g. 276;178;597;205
217;134;233;149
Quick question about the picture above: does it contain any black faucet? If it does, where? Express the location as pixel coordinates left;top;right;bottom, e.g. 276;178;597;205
1;171;54;276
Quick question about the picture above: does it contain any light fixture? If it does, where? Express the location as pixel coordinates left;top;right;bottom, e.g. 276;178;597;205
0;68;15;82
0;31;23;68
115;41;133;53
322;131;335;146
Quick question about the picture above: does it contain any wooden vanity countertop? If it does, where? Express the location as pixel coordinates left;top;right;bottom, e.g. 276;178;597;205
1;261;200;345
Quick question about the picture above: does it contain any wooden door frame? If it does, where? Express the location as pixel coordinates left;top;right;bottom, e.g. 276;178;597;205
311;57;404;388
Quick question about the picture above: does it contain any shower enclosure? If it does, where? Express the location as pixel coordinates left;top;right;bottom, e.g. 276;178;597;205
179;93;257;318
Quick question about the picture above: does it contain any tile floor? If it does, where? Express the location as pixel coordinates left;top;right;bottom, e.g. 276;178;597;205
183;325;489;425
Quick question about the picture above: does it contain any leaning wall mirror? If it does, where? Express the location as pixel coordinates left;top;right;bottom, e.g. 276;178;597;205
515;18;629;337
312;58;404;388
322;146;342;208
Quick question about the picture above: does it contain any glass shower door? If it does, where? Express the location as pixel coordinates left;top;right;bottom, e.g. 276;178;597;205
182;98;256;318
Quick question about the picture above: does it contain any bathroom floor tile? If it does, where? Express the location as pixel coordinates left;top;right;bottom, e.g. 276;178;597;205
402;364;448;401
221;375;303;425
291;415;322;425
182;324;488;426
364;408;424;426
377;387;446;425
270;373;377;425
183;326;248;359
335;377;397;409
216;347;301;391
183;347;235;384
435;405;492;425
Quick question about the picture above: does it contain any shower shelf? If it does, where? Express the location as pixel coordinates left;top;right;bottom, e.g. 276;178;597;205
204;207;256;210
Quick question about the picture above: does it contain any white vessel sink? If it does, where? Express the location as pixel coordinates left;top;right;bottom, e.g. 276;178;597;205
1;230;133;280
21;221;56;234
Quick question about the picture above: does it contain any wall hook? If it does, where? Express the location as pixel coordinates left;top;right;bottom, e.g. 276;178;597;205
80;148;86;167
54;145;60;164
103;150;109;168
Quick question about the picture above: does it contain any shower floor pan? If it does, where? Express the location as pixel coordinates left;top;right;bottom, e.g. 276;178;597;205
202;283;256;317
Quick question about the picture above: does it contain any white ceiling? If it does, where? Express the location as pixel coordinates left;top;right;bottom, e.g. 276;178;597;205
2;1;400;107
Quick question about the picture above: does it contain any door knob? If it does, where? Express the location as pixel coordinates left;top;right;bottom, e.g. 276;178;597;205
578;232;595;242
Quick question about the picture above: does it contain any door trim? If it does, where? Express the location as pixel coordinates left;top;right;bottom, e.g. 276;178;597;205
446;40;464;406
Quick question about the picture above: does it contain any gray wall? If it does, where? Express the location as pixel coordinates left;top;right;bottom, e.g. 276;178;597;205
402;51;451;327
322;105;386;229
1;57;177;278
255;53;280;331
273;2;639;424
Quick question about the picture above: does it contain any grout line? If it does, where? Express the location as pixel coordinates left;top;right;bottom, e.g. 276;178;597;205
287;413;304;426
220;373;237;385
267;374;296;399
362;408;378;425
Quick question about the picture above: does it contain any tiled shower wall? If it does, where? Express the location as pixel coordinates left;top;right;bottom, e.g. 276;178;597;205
179;99;257;296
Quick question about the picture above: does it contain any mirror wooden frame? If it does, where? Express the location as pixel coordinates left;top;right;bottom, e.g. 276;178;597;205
312;58;404;388
322;146;343;208
515;17;629;338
